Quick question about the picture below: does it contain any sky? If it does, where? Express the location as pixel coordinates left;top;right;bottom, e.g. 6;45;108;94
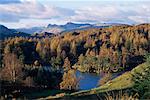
0;0;150;28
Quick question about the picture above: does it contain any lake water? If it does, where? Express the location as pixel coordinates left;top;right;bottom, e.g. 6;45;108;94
76;70;122;90
41;66;121;90
76;70;101;90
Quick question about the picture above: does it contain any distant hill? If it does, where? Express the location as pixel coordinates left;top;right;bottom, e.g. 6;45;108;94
42;22;93;34
44;22;125;34
0;25;13;35
15;22;127;34
16;27;44;34
0;25;30;39
0;22;131;39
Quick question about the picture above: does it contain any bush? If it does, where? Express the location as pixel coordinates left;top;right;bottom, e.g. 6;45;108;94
144;53;150;64
98;72;112;86
97;91;139;100
132;64;150;99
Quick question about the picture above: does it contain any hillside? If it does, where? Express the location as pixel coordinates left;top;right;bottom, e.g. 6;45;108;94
0;25;30;39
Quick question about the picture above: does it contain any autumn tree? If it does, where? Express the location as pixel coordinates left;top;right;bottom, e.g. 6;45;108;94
50;57;63;70
78;54;84;65
60;57;79;90
110;32;121;48
70;41;77;56
60;70;79;90
57;44;62;57
122;47;128;68
4;44;11;54
63;57;71;72
50;37;60;54
36;41;45;59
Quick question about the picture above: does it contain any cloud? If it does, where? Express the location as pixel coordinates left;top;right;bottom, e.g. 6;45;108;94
0;0;75;22
0;12;20;22
69;6;120;23
128;16;149;23
66;2;150;24
0;0;149;28
0;0;21;4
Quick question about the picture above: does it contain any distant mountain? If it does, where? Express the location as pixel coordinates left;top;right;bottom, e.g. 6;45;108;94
42;26;64;34
0;25;14;34
16;27;44;34
60;22;92;29
0;25;30;39
43;22;128;34
0;23;129;40
43;22;93;34
15;22;130;35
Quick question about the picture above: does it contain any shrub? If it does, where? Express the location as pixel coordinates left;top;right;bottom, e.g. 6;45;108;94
144;53;150;64
97;91;139;100
132;64;150;99
98;72;112;86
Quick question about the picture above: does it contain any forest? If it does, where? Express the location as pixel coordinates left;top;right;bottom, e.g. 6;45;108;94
0;23;150;99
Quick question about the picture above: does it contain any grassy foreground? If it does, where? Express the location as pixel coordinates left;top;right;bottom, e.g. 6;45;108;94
39;63;150;99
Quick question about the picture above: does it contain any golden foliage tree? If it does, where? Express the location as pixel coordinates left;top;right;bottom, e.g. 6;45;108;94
60;70;79;90
78;54;84;65
63;57;71;72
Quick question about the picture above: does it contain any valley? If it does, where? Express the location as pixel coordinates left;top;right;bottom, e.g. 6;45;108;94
0;23;150;99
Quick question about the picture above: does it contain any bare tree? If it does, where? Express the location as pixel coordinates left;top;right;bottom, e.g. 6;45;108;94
1;53;23;83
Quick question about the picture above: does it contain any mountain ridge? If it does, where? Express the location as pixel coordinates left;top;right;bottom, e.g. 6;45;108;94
16;22;129;34
0;24;30;39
